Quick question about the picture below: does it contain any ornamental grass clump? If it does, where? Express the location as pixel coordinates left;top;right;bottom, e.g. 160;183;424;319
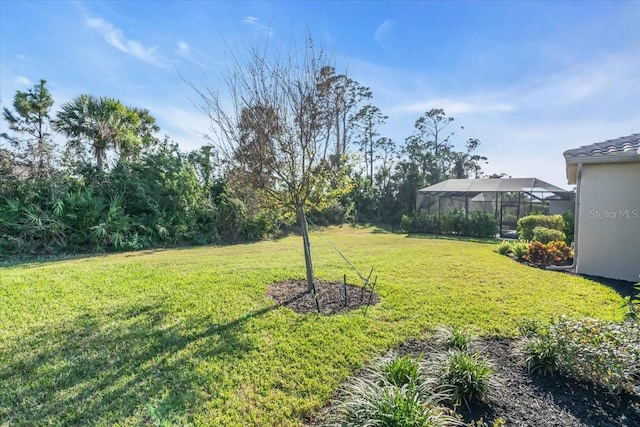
328;354;460;427
379;354;421;388
437;350;493;408
327;378;459;427
519;335;559;376
435;325;474;352
509;241;529;260
495;240;511;256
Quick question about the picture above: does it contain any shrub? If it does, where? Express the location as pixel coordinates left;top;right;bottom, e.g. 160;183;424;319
468;211;499;238
438;350;493;408
440;209;467;235
547;241;573;264
516;318;545;339
400;214;413;233
531;226;565;244
523;241;554;266
436;325;474;351
495;240;511;256
400;212;441;235
561;210;574;244
517;316;640;395
401;211;498;238
509;241;529;260
622;280;640;320
517;214;564;241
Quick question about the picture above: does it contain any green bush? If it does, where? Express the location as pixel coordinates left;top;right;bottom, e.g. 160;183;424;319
531;226;565;244
401;211;498;238
468;211;499;238
561;210;574;244
401;211;442;234
517;316;640;395
517;214;564;241
438;350;493;408
622;280;640;320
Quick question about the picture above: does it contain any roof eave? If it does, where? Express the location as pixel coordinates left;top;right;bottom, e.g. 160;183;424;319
564;153;640;185
564;153;640;165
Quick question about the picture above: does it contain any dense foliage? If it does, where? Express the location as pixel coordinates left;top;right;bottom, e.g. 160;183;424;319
490;214;575;268
516;214;564;241
517;316;640;395
531;226;565;244
400;210;499;238
0;139;274;255
2;78;494;256
561;210;574;244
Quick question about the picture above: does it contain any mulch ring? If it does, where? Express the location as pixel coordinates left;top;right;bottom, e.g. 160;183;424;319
308;337;640;426
267;279;380;315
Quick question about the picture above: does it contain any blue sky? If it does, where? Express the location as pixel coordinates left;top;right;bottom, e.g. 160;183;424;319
1;0;639;188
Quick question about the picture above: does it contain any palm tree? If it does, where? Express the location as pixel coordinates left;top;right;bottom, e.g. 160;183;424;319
55;95;159;172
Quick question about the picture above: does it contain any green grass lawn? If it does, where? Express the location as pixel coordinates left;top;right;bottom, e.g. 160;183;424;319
0;227;625;426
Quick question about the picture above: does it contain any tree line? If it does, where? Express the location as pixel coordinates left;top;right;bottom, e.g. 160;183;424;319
1;55;493;258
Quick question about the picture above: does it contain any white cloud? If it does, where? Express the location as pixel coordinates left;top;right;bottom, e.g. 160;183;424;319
14;76;32;86
176;40;190;56
241;16;273;37
374;20;394;49
341;43;640;189
391;98;515;115
86;17;165;67
242;16;259;25
499;47;640;112
150;105;212;151
16;54;27;61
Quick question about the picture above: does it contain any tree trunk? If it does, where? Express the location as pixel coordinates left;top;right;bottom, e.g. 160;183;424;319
297;206;317;295
96;146;104;173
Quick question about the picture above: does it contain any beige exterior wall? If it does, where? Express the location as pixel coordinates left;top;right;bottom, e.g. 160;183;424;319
576;162;640;282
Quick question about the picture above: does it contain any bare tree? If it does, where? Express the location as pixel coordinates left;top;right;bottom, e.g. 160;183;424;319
190;37;347;294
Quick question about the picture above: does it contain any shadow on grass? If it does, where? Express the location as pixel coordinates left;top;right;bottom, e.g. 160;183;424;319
0;237;278;269
405;233;499;245
578;274;638;299
0;296;301;425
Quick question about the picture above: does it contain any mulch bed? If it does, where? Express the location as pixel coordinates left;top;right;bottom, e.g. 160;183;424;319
267;279;380;315
309;337;640;426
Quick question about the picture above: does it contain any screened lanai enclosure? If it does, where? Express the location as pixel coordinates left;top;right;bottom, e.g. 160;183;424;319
416;178;574;238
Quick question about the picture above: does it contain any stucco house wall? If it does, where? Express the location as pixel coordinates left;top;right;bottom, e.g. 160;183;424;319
575;163;640;282
565;134;640;283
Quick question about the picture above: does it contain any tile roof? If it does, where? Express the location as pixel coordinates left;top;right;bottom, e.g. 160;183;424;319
564;133;640;185
564;133;640;161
